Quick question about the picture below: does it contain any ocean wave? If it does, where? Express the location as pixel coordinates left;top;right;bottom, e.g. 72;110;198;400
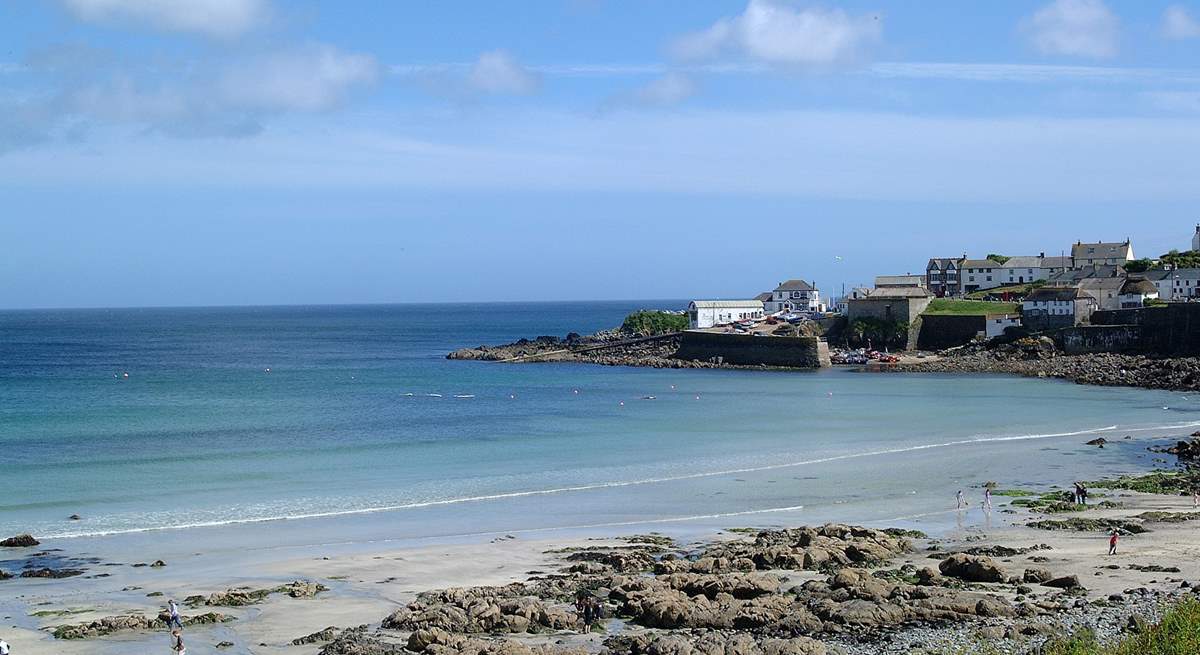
38;420;1200;540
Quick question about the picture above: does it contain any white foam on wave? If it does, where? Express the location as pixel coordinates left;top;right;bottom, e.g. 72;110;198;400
40;420;1200;540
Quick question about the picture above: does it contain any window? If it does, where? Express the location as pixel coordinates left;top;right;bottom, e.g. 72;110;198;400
986;276;992;281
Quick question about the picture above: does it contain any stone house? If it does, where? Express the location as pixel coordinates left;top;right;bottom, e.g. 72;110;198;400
1070;240;1134;268
846;287;933;325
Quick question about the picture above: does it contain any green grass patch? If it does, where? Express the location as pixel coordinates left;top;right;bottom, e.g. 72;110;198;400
923;299;1021;316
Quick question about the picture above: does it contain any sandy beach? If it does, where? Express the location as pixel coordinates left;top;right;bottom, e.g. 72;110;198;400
5;471;1200;655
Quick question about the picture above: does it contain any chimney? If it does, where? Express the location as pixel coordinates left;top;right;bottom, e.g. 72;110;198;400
1039;251;1045;258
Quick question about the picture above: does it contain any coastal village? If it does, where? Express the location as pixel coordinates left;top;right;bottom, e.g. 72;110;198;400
684;225;1200;364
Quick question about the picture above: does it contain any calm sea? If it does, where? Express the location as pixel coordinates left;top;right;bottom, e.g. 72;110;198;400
1;302;1197;545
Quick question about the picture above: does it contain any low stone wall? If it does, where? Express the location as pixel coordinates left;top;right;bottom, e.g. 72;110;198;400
675;331;829;368
916;315;985;350
1051;325;1142;355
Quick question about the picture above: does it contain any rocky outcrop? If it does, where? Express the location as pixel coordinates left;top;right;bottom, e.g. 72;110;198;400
0;534;39;547
403;627;588;655
294;626;339;645
381;591;575;634
318;627;406;655
697;524;912;573
937;554;1005;583
52;612;231;639
185;580;327;607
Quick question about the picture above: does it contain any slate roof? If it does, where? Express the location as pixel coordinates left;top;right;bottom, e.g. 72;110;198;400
773;279;815;292
690;300;765;309
1072;241;1132;260
1026;288;1084;302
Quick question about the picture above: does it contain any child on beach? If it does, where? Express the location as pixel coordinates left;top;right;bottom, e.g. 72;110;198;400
0;637;9;655
1193;490;1198;509
983;488;992;510
956;490;966;509
171;629;186;654
1108;530;1119;556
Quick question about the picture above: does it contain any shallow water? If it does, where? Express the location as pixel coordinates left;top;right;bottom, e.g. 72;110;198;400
1;302;1196;548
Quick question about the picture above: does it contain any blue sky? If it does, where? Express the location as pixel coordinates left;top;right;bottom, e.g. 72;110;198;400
3;0;1200;308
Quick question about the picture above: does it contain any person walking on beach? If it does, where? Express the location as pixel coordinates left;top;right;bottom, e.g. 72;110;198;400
1108;530;1119;556
575;592;590;632
983;487;992;511
956;490;966;509
166;599;183;630
170;629;186;654
1193;489;1198;509
0;637;9;655
1073;482;1083;505
1079;484;1088;506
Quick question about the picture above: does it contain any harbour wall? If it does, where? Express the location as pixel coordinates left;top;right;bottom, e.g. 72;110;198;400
675;331;830;368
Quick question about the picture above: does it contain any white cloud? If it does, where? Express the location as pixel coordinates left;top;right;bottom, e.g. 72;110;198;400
671;0;882;67
466;50;540;95
0;45;378;147
218;46;379;112
1164;5;1200;39
633;73;696;106
61;0;268;37
1025;0;1118;58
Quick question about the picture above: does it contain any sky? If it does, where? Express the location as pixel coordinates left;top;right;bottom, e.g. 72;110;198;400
2;0;1200;309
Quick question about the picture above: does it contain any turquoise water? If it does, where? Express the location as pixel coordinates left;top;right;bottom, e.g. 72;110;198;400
2;303;1198;545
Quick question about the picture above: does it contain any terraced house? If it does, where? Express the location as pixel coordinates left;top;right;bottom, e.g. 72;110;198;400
925;257;964;297
961;258;1005;293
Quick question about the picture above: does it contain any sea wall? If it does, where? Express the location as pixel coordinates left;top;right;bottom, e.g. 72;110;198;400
916;315;985;350
675;331;829;368
1051;325;1142;355
1089;304;1200;355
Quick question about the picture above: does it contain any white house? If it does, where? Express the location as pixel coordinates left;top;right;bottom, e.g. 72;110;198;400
1146;268;1200;301
985;314;1022;339
961;258;1005;292
687;300;764;329
998;256;1043;285
994;254;1073;286
1118;278;1158;308
766;279;822;313
1022;287;1097;330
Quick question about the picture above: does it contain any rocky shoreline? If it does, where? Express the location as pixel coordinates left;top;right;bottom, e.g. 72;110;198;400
888;338;1200;392
304;516;1197;655
9;461;1200;655
450;326;1200;393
